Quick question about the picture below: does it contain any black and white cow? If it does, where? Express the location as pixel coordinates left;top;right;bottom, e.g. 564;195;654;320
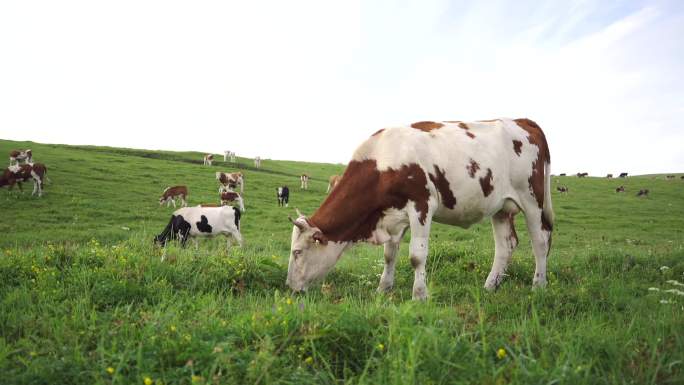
154;206;243;259
277;186;289;207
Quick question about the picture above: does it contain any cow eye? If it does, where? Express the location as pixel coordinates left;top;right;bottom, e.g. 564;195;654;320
293;249;302;259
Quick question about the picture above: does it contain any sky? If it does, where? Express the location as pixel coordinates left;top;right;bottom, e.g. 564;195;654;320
1;0;683;175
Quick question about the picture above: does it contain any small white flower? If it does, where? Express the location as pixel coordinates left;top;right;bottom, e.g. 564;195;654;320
648;287;660;292
660;266;670;271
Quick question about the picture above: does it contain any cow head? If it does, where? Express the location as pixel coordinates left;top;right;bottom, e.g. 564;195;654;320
286;210;348;292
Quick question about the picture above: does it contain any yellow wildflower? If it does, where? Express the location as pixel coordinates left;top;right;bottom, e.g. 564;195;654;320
106;367;114;375
376;343;385;351
304;356;314;365
496;348;506;359
191;375;202;383
144;377;153;385
170;325;177;332
286;297;293;305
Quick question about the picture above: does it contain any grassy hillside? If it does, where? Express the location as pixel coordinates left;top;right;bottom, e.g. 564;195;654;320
1;139;683;385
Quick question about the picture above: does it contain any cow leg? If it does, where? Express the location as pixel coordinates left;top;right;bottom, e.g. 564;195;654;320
521;205;552;288
172;198;177;208
408;206;433;300
484;211;518;290
230;230;243;247
32;180;38;196
181;196;187;207
377;240;400;293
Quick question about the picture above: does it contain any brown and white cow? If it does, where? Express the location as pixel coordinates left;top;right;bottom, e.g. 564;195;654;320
219;186;245;212
0;163;47;197
326;175;341;193
300;174;310;190
203;154;214;166
9;149;32;166
287;118;554;299
615;185;625;193
216;171;244;193
159;186;188;207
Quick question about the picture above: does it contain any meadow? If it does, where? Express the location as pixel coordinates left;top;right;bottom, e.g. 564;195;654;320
1;139;683;385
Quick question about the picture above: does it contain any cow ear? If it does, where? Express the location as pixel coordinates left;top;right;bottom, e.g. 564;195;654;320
312;231;328;245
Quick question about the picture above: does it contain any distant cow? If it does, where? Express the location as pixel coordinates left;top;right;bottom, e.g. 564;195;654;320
576;172;588;178
9;149;32;166
559;173;566;176
159;186;188;207
681;176;684;180
154;206;243;259
219;186;245;212
300;174;310;190
606;174;613;178
556;186;569;193
254;156;262;168
0;163;47;197
224;151;236;162
615;186;625;193
216;171;244;193
326;175;341;193
277;186;289;207
203;154;214;166
619;172;628;178
666;175;675;180
636;189;649;197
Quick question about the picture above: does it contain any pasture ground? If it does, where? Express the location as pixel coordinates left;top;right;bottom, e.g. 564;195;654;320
1;139;683;385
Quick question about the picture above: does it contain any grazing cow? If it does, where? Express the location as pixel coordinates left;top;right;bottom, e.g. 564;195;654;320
615;186;625;193
576;172;588;178
216;171;244;193
556;186;569;193
0;163;47;197
636;189;649;197
203;154;214;166
326;175;341;193
300;174;310;190
159;186;188;207
154;206;243;259
666;175;675;180
606;174;613;178
681;176;684;180
254;156;262;168
287;118;554;299
9;149;33;166
277;186;289;207
219;186;245;212
619;172;628;178
559;173;566;176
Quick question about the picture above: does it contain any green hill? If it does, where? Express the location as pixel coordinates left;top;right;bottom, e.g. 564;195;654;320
1;139;683;384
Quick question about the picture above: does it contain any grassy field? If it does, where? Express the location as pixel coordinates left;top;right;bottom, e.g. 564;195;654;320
1;139;683;385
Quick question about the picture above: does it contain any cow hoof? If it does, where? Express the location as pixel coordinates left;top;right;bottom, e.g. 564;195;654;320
484;272;503;291
412;287;428;301
376;284;393;293
532;279;547;290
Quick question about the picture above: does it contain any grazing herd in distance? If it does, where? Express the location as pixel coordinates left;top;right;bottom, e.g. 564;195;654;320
553;170;680;197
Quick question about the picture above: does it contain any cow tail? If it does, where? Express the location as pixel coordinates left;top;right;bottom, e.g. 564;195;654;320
232;206;241;230
543;162;554;231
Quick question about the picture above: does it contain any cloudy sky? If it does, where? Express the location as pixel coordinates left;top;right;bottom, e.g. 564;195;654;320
1;0;682;175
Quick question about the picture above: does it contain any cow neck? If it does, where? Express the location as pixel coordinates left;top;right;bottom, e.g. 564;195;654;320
309;160;382;243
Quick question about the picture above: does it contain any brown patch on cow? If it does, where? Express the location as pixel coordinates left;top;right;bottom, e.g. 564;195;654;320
428;165;456;209
221;191;239;201
512;140;523;156
466;159;480;178
310;160;430;242
411;121;444;132
479;168;494;197
9;150;20;158
458;122;476;139
514;118;550;208
372;129;385;136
